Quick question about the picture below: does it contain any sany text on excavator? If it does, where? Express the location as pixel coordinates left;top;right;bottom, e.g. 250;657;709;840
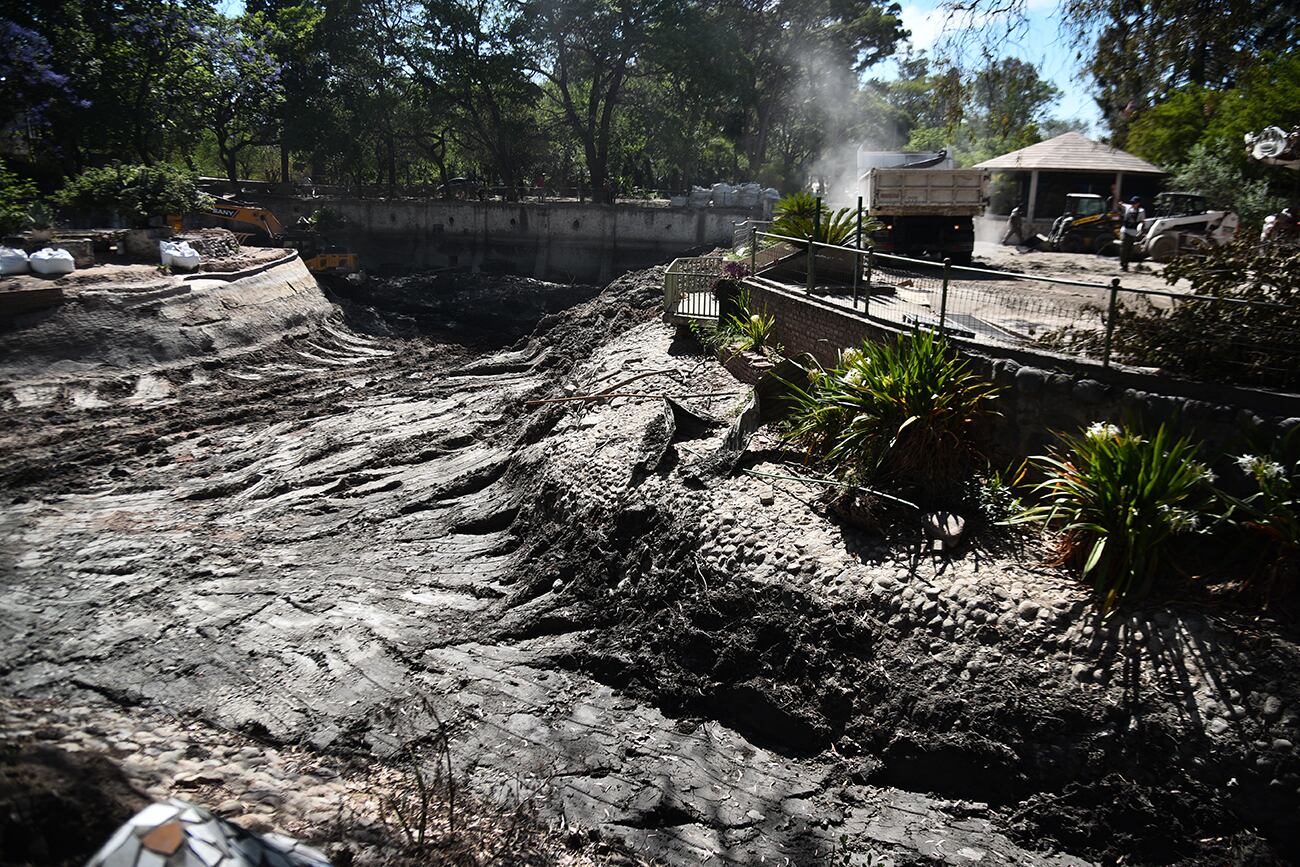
167;198;358;275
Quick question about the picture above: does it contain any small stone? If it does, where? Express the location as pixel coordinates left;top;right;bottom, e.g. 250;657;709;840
1272;739;1293;753
924;511;966;549
552;578;564;591
759;491;775;506
1207;718;1230;736
1017;601;1040;621
174;771;224;788
1262;696;1283;721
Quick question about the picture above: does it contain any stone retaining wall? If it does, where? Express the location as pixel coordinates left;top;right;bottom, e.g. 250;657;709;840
743;277;1300;463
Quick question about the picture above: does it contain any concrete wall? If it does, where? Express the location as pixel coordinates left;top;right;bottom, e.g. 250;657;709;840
242;195;758;283
743;278;1300;465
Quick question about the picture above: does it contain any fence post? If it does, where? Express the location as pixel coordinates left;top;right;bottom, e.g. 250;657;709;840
807;197;821;293
1103;277;1120;368
853;195;863;309
939;258;951;335
749;224;757;277
865;246;874;318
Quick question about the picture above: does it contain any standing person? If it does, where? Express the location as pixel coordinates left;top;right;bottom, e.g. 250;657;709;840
1002;206;1024;245
1119;196;1145;272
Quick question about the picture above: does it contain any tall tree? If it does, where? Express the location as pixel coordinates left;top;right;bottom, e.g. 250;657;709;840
525;0;674;202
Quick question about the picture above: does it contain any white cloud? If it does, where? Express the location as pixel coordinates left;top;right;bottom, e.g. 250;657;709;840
897;4;948;52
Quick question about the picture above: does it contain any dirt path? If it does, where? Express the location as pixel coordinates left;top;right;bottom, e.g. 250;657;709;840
1;264;1296;865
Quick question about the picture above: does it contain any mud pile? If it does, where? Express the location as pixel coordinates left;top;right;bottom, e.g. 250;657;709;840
0;258;1296;866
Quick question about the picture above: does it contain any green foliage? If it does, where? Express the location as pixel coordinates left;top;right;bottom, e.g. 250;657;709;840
1168;142;1285;224
1012;422;1217;613
888;55;1061;165
0;161;38;235
690;286;780;355
1123;51;1299;217
53;164;212;228
771;193;879;246
1225;429;1300;554
1125;88;1218;169
305;207;346;232
784;331;1002;495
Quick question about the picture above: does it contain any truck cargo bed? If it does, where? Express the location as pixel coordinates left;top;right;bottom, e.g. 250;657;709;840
864;168;987;216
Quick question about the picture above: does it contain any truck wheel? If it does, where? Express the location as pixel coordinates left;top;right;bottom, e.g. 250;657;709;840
1145;233;1180;262
949;252;973;266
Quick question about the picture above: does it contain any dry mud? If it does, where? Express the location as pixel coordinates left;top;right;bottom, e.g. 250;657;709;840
1;256;1297;866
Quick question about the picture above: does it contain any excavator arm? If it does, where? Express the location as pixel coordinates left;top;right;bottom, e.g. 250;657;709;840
167;198;286;239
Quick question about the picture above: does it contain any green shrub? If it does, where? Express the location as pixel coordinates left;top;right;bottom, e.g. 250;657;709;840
784;331;1002;495
0;160;38;235
53;163;212;227
1012;422;1218;612
690;286;780;355
771;191;879;247
1225;428;1300;554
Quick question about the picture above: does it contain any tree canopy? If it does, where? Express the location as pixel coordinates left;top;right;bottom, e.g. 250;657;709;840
4;0;1288;208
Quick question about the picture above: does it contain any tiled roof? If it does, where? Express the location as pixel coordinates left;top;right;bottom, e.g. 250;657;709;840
974;132;1166;174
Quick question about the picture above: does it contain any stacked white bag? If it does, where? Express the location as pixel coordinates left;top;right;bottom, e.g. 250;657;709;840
29;247;75;276
0;246;29;275
159;240;201;271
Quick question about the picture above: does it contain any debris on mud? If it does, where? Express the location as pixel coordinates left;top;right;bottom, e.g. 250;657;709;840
1;251;1297;866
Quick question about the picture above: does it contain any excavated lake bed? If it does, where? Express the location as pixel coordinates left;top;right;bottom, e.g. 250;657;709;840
1;257;1297;866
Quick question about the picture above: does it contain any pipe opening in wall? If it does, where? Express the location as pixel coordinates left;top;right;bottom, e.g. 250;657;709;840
448;216;455;226
510;218;517;226
572;220;581;230
390;212;397;223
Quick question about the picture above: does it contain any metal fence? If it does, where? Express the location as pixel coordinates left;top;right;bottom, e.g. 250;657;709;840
723;228;1300;386
664;255;725;319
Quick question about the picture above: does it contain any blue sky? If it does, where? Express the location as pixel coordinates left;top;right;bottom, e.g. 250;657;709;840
885;0;1103;131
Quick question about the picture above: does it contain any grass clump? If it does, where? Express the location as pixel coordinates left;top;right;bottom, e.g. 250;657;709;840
1012;421;1218;612
784;330;1002;497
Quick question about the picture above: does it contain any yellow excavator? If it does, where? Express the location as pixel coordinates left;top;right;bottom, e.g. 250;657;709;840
167;198;358;275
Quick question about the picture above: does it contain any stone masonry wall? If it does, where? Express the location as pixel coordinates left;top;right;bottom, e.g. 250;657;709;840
744;278;1300;466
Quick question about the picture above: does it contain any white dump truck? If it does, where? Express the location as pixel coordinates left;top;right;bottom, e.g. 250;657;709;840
857;148;989;265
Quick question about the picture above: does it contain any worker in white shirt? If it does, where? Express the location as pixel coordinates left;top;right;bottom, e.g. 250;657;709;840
1119;196;1146;272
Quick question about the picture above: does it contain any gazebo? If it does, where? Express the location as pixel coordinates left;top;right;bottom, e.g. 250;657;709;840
975;132;1166;226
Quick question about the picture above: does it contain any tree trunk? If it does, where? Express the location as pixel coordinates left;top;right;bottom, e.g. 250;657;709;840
281;132;290;188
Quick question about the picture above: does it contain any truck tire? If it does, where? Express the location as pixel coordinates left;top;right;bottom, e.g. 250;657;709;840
1145;233;1180;262
949;251;973;266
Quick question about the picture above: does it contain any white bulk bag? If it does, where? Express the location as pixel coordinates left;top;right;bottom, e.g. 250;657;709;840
687;186;712;208
28;247;75;276
0;246;29;275
159;239;177;266
169;241;201;271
